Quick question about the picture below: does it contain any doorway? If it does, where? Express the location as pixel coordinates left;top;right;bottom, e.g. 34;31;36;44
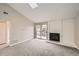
0;21;9;46
34;22;48;40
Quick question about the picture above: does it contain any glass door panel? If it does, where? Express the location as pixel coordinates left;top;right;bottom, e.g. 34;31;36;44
36;25;41;38
41;24;47;39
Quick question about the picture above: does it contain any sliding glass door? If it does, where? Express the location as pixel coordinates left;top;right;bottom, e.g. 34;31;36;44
35;22;48;39
36;25;41;38
41;24;48;39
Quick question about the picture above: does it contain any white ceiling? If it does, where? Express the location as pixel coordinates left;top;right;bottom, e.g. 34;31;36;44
8;3;79;23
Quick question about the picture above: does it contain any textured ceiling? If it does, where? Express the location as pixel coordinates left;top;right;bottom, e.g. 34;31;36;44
8;3;79;23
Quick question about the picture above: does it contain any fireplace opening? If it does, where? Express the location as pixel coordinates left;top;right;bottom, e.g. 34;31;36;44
49;33;60;42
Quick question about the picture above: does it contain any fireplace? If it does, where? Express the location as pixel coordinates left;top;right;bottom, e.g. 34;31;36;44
49;33;60;42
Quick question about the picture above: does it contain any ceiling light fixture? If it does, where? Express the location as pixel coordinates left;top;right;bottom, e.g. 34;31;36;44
28;3;38;9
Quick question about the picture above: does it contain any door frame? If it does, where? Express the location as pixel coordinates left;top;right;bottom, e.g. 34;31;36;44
0;20;10;46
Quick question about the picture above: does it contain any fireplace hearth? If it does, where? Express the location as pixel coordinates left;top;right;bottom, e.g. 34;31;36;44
49;33;60;42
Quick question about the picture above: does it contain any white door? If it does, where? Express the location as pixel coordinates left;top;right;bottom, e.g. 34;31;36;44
0;22;6;44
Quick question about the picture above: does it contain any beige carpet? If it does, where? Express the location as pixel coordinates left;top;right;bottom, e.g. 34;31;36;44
0;39;79;56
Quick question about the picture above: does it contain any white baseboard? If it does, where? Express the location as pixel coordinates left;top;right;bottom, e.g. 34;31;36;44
47;40;77;48
9;39;33;46
0;43;9;49
74;45;79;51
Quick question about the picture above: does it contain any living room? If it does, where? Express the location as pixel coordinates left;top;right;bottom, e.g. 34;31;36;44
0;3;79;56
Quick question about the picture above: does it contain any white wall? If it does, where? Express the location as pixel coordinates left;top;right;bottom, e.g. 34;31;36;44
48;19;76;48
62;19;76;47
75;14;79;49
0;4;34;45
48;20;62;33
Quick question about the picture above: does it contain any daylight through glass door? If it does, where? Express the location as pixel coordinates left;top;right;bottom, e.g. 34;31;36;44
35;23;48;39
